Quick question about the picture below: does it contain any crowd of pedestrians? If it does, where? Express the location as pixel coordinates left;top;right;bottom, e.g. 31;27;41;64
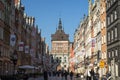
43;70;74;80
84;68;99;80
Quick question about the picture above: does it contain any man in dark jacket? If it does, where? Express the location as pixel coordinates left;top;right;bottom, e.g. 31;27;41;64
70;71;74;80
90;68;95;80
44;70;48;80
64;70;68;80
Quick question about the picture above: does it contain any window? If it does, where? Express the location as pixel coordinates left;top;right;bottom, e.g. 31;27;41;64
112;51;114;57
115;27;118;38
114;11;117;20
110;0;113;5
113;0;116;2
108;32;110;42
0;27;3;40
108;52;111;58
111;30;114;40
64;60;66;62
108;2;110;8
115;64;118;76
115;49;118;56
0;10;4;20
111;14;113;23
64;57;66;59
60;57;61;59
107;17;110;25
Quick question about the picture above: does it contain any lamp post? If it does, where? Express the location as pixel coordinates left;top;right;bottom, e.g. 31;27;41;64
10;50;18;77
0;51;1;57
0;51;2;76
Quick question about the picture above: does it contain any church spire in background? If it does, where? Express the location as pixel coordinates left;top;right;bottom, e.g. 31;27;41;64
58;18;62;30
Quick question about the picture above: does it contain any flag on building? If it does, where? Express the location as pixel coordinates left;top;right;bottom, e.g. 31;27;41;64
30;48;35;57
18;42;24;51
10;34;16;47
25;45;29;53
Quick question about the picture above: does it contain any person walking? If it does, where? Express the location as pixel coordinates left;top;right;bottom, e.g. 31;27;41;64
64;70;68;80
70;71;73;80
43;70;48;80
90;68;95;80
61;71;64;80
87;69;91;80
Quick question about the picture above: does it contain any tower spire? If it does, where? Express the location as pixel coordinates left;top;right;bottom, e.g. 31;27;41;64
58;18;62;30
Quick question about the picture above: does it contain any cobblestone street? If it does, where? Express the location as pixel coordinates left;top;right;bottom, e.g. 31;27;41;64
28;75;84;80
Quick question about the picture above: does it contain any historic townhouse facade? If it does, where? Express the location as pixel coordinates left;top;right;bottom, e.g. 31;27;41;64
51;18;69;71
99;0;107;77
83;17;89;69
0;0;15;75
106;0;120;79
74;0;107;77
73;26;80;73
74;16;87;74
0;0;47;75
89;0;102;75
69;42;75;72
85;0;93;68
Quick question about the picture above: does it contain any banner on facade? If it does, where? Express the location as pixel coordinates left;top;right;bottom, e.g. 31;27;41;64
30;48;35;57
25;45;29;53
18;42;24;51
10;34;16;47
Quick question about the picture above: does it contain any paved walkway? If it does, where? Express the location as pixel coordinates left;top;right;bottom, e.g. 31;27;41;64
28;75;84;80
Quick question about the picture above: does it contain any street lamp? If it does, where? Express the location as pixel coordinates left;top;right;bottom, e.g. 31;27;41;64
10;50;18;76
0;51;1;57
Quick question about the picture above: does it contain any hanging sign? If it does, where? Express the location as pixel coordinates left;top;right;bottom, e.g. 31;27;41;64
18;42;24;51
10;34;16;47
25;45;29;53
